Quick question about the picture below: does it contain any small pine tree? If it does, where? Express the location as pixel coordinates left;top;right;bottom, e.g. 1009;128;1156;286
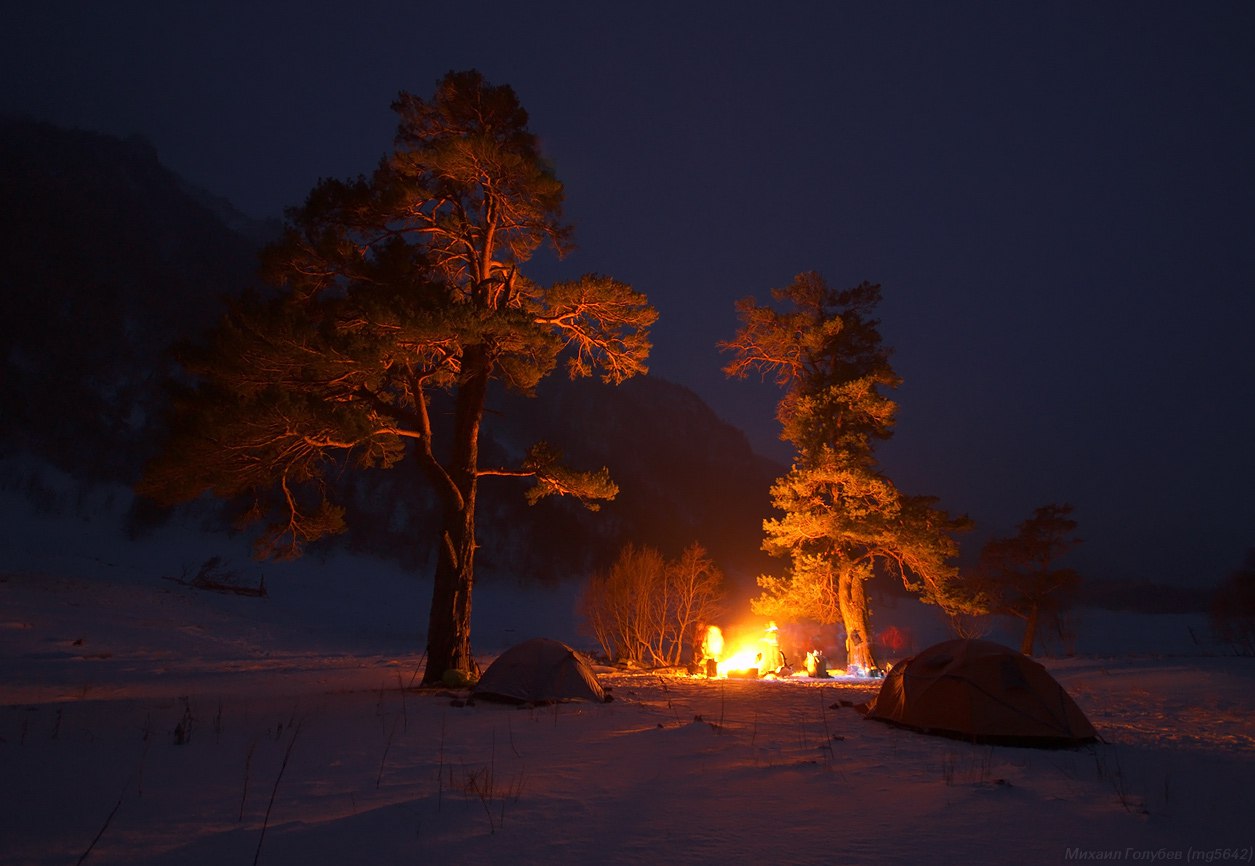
973;504;1082;655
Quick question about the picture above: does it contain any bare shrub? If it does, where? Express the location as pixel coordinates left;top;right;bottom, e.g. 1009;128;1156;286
580;542;725;667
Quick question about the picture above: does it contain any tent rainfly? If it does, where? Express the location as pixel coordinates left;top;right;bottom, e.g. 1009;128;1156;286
863;638;1097;747
471;638;607;705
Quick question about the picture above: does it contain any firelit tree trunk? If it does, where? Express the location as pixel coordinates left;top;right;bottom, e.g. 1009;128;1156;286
422;360;489;685
838;566;876;673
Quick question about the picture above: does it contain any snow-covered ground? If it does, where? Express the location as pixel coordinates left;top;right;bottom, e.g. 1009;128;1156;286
2;474;1254;865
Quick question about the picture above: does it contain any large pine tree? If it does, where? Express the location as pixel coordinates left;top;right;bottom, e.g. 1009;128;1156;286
722;272;971;671
140;71;656;684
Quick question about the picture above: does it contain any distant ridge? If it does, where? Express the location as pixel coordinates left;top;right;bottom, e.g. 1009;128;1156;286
0;117;780;587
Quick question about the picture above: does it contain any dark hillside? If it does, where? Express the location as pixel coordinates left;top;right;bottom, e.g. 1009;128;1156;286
0;117;267;480
485;376;779;585
0;119;781;586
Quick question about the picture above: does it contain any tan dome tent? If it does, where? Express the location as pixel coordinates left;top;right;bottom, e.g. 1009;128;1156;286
864;638;1096;747
472;638;606;705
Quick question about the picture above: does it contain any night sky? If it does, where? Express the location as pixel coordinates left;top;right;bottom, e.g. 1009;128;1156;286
4;2;1253;589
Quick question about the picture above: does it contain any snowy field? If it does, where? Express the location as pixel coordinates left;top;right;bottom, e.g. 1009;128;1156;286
2;478;1254;865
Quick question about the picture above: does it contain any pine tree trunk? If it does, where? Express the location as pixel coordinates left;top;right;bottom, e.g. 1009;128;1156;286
838;565;876;673
421;355;488;686
423;501;477;685
1020;601;1040;656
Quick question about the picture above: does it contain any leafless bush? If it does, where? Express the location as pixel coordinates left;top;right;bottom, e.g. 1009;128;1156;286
580;542;725;667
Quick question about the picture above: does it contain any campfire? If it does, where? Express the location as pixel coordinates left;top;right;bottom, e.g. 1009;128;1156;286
699;621;835;680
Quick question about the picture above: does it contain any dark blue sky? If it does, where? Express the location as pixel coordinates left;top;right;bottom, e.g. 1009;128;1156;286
4;2;1253;588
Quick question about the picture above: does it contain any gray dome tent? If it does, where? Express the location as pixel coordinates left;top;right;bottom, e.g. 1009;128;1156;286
472;638;606;704
864;638;1096;747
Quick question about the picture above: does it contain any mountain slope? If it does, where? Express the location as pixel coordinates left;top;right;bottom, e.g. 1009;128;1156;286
0;118;780;588
0;116;269;480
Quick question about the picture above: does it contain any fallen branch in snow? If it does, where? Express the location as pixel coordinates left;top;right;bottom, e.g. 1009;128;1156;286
163;556;268;598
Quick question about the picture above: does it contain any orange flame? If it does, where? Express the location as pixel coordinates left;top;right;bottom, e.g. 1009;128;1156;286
702;622;785;677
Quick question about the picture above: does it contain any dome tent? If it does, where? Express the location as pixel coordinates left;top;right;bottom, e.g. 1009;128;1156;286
864;638;1096;747
471;638;606;705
